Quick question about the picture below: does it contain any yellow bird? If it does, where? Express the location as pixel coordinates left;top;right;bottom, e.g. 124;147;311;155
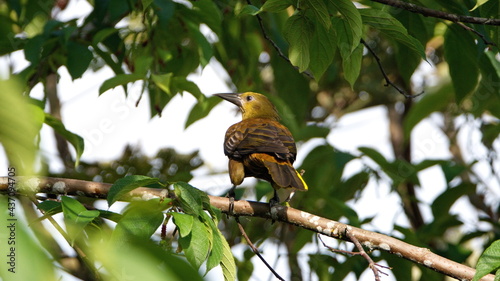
215;92;308;206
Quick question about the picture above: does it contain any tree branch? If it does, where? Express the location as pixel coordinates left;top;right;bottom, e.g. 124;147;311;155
361;39;424;99
370;0;500;26
235;217;285;281
0;176;494;281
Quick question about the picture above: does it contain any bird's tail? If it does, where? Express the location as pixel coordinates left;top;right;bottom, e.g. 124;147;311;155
263;159;308;191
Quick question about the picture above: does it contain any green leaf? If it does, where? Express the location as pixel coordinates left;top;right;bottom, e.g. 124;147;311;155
206;221;224;273
171;212;194;237
192;0;222;36
134;55;154;76
152;73;174;95
170;76;204;100
359;9;426;59
261;0;292;12
295;125;330;141
66;41;93;79
108;175;162;206
99;73;143;95
92;28;118;45
284;13;314;72
309;21;336;79
178;217;210;269
173;182;205;215
61;196;100;244
185;96;220;128
238;4;260;16
473;240;500;281
153;0;175;28
24;35;45;64
97;237;203;281
328;0;362;55
471;50;500;118
305;0;331;29
186;19;213;67
44;113;84;166
431;183;475;218
444;24;480;104
471;0;490;11
0;79;44;176
403;83;454;141
218;230;237;281
38;200;62;215
481;1;500;47
111;200;165;245
342;42;363;87
358;147;405;184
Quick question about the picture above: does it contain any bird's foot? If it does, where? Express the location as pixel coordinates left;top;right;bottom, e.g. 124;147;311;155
225;186;236;218
269;196;280;222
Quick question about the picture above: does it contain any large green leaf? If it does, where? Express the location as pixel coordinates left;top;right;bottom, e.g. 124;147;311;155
305;0;331;29
359;9;426;60
327;0;362;55
44;113;84;166
309;20;336;79
95;235;203;281
342;42;363;87
173;182;206;216
481;1;500;47
66;41;93;80
431;183;475;218
192;0;222;36
111;200;166;244
61;196;100;244
205;219;224;273
178;217;211;269
260;0;292;12
403;83;454;141
0;79;44;176
185;96;220;128
473;240;500;281
444;24;480;104
284;13;314;72
99;73;143;95
217;230;237;281
171;212;194;238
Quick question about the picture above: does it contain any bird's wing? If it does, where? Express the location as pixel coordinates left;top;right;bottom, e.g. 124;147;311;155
224;119;296;162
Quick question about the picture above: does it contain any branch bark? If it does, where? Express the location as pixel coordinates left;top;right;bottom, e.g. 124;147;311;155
0;176;494;281
370;0;500;26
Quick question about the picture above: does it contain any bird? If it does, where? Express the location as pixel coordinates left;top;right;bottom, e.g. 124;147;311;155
214;92;308;210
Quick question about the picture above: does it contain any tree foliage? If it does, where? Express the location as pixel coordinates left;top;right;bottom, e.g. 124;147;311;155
0;0;499;280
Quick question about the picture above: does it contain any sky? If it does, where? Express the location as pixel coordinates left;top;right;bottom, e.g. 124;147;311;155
1;1;499;280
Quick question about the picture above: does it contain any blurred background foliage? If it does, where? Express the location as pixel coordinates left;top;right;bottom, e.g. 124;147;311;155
0;0;499;280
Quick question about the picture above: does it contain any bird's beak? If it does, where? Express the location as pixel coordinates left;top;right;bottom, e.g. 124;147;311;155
214;93;242;107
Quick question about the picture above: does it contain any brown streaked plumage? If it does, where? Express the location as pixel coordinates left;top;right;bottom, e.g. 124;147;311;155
215;92;308;203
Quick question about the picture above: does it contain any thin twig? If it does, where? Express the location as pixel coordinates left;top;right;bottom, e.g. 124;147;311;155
318;234;390;281
455;22;497;47
361;39;424;99
235;217;285;281
370;0;500;26
246;0;314;79
345;228;390;281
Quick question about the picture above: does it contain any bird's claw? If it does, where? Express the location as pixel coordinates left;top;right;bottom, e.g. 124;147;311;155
226;186;236;218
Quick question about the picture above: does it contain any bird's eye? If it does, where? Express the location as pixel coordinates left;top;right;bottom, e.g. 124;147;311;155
246;95;253;101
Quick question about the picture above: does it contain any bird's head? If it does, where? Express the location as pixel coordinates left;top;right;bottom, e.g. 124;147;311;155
214;92;280;120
